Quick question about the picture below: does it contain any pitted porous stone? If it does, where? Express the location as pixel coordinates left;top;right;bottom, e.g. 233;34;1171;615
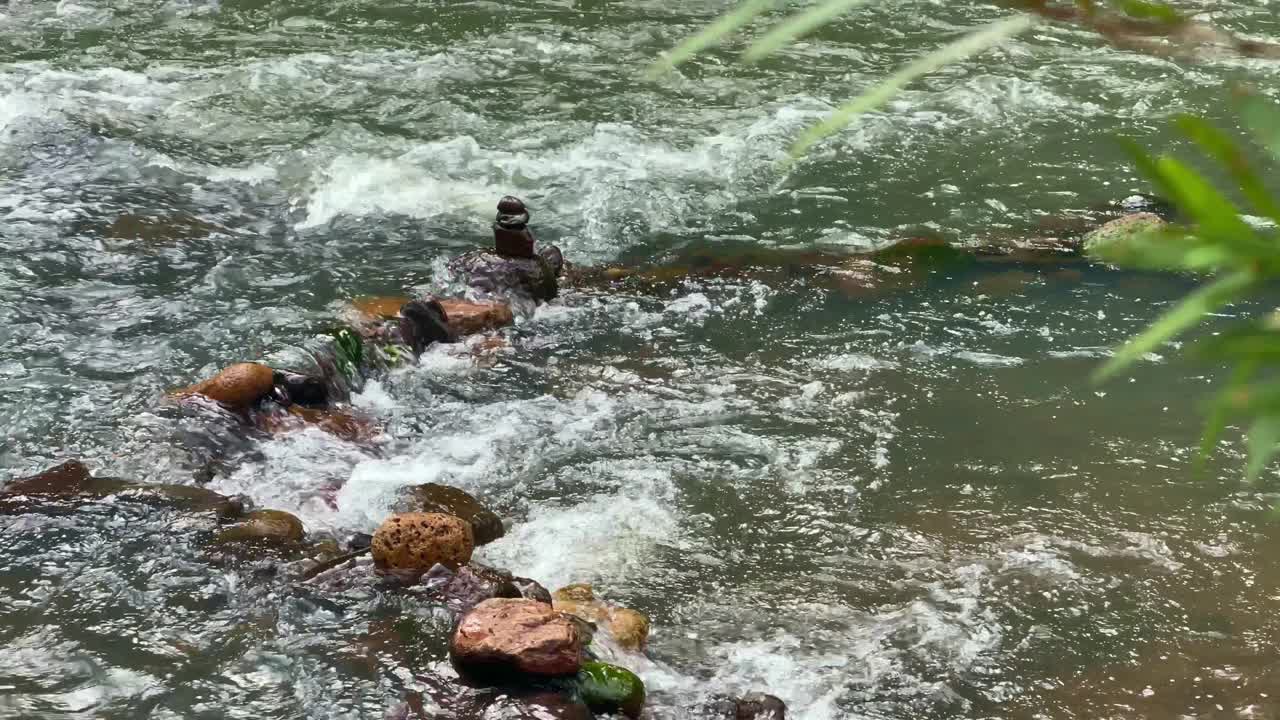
372;512;474;574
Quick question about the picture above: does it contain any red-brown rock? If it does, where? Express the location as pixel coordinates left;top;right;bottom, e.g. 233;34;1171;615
449;598;584;682
437;299;514;336
174;363;276;410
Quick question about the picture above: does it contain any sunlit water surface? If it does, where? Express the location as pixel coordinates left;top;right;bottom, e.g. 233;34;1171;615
4;0;1280;718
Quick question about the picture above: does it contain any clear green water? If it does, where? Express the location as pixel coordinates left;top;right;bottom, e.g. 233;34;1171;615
3;1;1280;718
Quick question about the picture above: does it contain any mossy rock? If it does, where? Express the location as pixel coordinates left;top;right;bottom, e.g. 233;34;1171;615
577;661;644;718
396;484;504;546
215;510;306;545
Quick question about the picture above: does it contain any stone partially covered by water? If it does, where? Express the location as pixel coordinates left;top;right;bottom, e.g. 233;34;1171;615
1;460;243;516
173;363;276;411
437;299;515;337
4;0;1280;716
421;563;521;613
214;509;306;546
552;583;650;651
448;249;564;302
1083;212;1170;256
396;483;505;546
450;598;585;682
700;693;788;720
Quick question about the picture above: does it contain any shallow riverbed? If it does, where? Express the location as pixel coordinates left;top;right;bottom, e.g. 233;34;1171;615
3;0;1280;718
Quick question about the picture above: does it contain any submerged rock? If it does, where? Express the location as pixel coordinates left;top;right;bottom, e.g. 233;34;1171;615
552;583;650;651
422;563;521;613
351;295;410;320
4;460;99;495
385;688;591;720
257;405;380;443
396;483;504;546
478;691;592;720
114;483;245;517
215;509;306;545
702;693;787;720
1083;212;1169;256
2;460;243;517
175;362;276;410
606;608;650;652
372;512;475;578
577;661;645;718
106;212;219;243
450;598;584;681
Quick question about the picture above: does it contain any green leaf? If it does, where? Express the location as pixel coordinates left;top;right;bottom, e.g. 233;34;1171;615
1152;156;1252;242
1237;91;1280;162
789;14;1037;159
646;0;775;79
1175;114;1280;225
1194;323;1280;362
1093;270;1256;382
742;0;873;63
1195;358;1258;474
1115;0;1183;24
1246;414;1280;482
1145;155;1271;263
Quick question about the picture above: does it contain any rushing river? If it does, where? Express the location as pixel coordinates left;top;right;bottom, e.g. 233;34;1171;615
5;0;1280;718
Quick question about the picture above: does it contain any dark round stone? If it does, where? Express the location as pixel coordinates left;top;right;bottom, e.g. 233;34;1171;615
273;371;328;407
497;196;526;215
399;298;456;354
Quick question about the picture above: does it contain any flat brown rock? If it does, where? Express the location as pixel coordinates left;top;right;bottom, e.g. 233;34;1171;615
351;295;410;320
450;598;583;681
4;460;96;495
437;299;514;336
